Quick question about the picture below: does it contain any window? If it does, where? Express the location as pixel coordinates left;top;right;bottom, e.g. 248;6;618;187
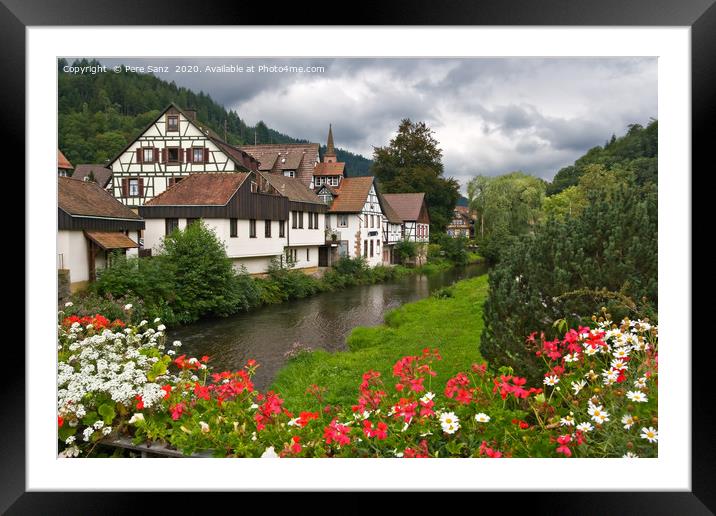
284;170;295;178
314;213;319;229
279;220;285;238
308;213;313;230
306;248;310;261
363;240;368;257
167;115;179;132
315;176;325;186
338;215;348;227
165;218;178;235
230;218;238;238
298;211;304;229
370;240;374;257
265;220;272;238
249;219;256;238
186;218;199;227
193;147;206;163
329;176;339;187
291;211;297;229
129;179;139;196
143;148;154;163
167;177;183;188
167;147;180;163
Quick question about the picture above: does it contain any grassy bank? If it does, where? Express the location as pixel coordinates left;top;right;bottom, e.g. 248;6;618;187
271;274;489;411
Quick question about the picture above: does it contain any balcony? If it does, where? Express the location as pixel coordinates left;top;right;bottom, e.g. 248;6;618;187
325;229;342;244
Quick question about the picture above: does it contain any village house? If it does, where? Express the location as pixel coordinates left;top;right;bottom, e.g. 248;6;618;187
138;171;326;275
447;207;472;238
379;193;403;265
58;176;144;294
382;193;431;265
58;149;73;177
238;142;319;188
107;103;259;209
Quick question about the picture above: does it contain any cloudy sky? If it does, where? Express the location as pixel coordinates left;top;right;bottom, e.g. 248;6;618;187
98;57;657;192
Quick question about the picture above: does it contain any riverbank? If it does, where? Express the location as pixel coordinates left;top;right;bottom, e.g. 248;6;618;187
271;274;489;410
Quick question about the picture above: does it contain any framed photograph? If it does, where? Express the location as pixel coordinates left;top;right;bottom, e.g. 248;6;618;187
8;0;708;511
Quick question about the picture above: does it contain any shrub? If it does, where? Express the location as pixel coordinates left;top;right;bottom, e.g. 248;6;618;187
394;240;417;263
481;183;657;382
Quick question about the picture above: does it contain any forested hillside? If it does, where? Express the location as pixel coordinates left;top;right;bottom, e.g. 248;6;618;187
58;58;373;170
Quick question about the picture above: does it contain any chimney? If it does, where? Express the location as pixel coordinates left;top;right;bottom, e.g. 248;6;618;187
185;109;197;121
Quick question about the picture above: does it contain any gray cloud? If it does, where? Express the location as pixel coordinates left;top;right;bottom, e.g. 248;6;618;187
92;57;657;192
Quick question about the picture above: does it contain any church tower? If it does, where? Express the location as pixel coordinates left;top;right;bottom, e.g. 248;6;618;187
323;124;337;163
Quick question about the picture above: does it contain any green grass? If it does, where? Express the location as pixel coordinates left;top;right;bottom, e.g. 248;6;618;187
270;274;489;411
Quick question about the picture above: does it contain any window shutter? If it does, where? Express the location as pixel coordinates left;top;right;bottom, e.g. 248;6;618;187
161;148;167;163
179;148;184;163
153;148;159;163
186;149;192;163
136;148;143;164
122;178;128;197
138;178;144;197
203;147;209;163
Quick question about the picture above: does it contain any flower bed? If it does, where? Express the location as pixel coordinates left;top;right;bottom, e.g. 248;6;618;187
57;309;657;458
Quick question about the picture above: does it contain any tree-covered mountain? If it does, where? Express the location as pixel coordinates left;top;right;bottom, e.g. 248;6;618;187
546;119;657;195
58;58;373;169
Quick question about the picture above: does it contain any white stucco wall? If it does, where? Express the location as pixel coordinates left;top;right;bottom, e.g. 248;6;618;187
57;230;90;284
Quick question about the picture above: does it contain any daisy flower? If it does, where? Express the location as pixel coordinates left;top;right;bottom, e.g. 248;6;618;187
474;413;491;423
626;391;648;403
588;405;610;424
623;452;639;458
560;415;575;427
576;422;594;433
543;375;559;386
634;376;647;389
622;414;635;430
440;412;460;434
564;353;580;363
571;380;587;395
641;427;658;443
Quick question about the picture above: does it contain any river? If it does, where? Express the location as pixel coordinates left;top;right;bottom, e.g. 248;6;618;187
169;263;487;390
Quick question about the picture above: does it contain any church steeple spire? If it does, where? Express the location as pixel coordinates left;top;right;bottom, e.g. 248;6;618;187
325;124;336;158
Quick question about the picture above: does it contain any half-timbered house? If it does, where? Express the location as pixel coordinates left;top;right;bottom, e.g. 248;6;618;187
378;193;403;265
382;193;430;265
58;149;73;177
58;177;144;292
107;103;259;208
238;143;319;189
139;172;296;275
447;208;472;238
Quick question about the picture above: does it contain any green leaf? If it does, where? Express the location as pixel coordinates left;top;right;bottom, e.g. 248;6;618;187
98;403;116;425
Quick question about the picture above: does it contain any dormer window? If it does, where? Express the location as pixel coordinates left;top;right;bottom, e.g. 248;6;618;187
167;115;179;132
284;170;295;178
328;176;339;187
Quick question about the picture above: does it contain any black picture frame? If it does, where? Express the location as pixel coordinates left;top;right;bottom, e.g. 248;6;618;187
7;0;708;512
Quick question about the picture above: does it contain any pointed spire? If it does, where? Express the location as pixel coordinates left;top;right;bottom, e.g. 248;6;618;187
325;124;336;157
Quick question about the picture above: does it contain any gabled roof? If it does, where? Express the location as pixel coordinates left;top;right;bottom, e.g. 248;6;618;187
107;103;257;171
145;173;250;206
328;176;375;213
382;193;427;222
259;172;324;205
58;177;141;221
377;192;402;224
72;164;113;188
85;231;139;250
239;144;319;187
58;150;73;170
313;162;345;176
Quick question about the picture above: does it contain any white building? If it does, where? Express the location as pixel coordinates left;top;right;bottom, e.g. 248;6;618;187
138;171;326;275
382;193;431;265
107;103;259;208
58;177;144;292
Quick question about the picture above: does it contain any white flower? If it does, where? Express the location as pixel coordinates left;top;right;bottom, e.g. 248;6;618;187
138;320;147;327
622;414;635;430
128;413;145;424
474;413;491;423
199;421;210;433
157;324;166;332
439;412;460;434
572;380;587;395
173;340;182;347
623;452;639;458
640;426;658;443
261;446;279;458
634;376;647;389
93;420;105;430
576;422;594;433
288;417;299;426
564;353;579;363
154;317;161;323
560;415;575;427
64;301;74;307
124;304;133;311
102;426;112;436
82;427;95;441
250;403;259;410
613;348;630;359
626;391;648;403
420;392;435;404
64;435;76;445
543;375;559;386
587;404;610;424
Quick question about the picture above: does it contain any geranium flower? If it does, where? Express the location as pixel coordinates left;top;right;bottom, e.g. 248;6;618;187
170;402;186;420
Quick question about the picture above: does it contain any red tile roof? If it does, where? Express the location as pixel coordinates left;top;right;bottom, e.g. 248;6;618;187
378;193;403;223
382;193;426;221
259;172;325;205
328;176;375;213
313;162;345;176
58;177;141;220
72;165;113;188
239;144;319;187
85;231;139;250
145;173;250;206
58;150;73;170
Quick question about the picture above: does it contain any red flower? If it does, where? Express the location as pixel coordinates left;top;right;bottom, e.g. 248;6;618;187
479;441;503;458
58;416;64;428
297;411;320;427
201;355;210;363
362;420;388;440
403;440;429;458
170;402;186;420
324;418;351;446
135;395;144;410
289;436;302;454
193;382;211;401
556;434;572;456
161;385;172;399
